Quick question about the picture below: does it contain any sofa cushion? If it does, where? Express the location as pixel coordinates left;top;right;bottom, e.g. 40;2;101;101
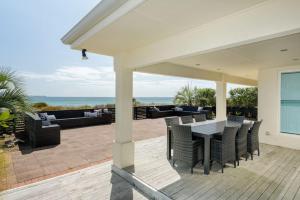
174;107;183;111
38;113;48;120
42;120;51;126
153;106;160;112
47;115;56;121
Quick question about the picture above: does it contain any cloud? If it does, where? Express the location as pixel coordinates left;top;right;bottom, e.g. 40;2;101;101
22;66;115;87
22;66;249;97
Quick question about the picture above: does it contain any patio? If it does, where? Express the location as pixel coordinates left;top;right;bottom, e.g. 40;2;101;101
2;135;300;200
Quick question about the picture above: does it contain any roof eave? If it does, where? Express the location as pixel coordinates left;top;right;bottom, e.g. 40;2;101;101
61;0;128;45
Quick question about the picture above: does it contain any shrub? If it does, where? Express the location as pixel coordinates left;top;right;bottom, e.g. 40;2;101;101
32;102;48;109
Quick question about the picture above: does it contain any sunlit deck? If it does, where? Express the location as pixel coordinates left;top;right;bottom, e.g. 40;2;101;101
126;136;300;200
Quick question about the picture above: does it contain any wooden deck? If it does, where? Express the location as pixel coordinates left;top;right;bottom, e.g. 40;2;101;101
0;161;148;200
126;136;300;200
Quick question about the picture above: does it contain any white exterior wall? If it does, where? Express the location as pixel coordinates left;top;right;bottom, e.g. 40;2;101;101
258;65;300;150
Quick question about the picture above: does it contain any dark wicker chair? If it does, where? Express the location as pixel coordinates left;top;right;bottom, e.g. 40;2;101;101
236;123;252;165
211;126;239;173
164;117;180;159
172;125;204;173
194;114;206;122
181;115;194;124
248;120;263;160
227;115;245;123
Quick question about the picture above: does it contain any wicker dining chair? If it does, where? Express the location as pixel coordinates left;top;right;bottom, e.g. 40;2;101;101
211;126;239;173
247;120;263;160
236;123;252;165
227;115;245;123
181;115;194;124
194;114;206;122
164;117;180;159
172;124;204;174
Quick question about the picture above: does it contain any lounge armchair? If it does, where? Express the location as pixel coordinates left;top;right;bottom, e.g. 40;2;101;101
236;123;252;165
211;126;239;173
172;124;204;173
164;116;180;159
25;112;61;148
247;120;263;160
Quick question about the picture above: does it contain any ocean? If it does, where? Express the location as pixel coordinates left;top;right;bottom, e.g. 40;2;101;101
29;96;174;106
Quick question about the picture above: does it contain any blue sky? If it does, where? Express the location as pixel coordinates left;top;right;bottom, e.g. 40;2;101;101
0;0;245;97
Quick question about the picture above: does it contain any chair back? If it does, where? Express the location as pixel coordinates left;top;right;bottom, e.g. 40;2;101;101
236;123;252;141
222;126;239;155
172;124;193;147
181;115;194;124
250;120;262;141
194;114;206;122
164;116;180;127
228;115;245;123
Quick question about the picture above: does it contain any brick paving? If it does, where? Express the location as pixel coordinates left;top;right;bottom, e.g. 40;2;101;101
2;118;166;191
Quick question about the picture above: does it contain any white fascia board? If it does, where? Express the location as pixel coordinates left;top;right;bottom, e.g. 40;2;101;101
69;0;146;49
61;0;128;45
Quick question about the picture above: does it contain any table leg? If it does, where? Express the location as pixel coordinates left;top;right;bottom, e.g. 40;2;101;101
204;136;210;175
167;129;172;160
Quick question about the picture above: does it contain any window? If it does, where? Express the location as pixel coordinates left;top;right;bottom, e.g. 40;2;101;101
281;72;300;135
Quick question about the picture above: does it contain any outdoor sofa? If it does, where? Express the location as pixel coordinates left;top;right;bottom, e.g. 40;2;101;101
25;112;61;148
148;105;210;119
43;109;113;129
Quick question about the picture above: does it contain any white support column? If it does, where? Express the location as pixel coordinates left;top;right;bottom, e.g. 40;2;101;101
216;80;227;121
113;57;134;169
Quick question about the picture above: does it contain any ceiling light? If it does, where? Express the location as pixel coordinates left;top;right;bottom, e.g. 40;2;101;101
280;49;288;52
82;49;88;60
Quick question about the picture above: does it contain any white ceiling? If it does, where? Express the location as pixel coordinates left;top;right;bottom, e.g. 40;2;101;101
169;33;300;80
81;0;267;55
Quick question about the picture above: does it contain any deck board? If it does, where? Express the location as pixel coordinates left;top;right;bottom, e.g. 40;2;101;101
129;136;300;200
0;162;149;200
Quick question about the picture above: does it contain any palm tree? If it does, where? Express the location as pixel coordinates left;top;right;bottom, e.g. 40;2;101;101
194;88;216;107
0;67;32;130
173;85;195;106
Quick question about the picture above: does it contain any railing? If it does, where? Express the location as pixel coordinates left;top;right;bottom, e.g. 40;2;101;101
6;105;257;134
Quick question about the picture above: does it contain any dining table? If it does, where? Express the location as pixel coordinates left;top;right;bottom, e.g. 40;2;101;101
188;120;242;175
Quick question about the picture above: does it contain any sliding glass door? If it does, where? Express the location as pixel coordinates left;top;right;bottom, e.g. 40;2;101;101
281;72;300;135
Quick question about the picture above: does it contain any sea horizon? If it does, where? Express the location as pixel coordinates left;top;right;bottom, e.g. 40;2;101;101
29;96;174;106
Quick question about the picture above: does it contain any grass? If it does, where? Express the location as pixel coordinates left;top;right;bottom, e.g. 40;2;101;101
0;136;8;191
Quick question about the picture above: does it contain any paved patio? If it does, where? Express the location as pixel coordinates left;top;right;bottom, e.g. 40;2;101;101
1;118;166;191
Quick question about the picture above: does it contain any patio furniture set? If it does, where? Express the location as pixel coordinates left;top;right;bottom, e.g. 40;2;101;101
148;105;211;119
24;109;113;147
165;114;262;174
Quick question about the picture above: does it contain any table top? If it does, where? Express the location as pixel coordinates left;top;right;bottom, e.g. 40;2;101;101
187;120;242;137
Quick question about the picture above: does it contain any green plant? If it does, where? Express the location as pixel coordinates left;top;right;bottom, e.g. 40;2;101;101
173;85;195;106
228;87;257;107
0;67;32;113
194;88;216;106
0;109;14;128
32;102;48;109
